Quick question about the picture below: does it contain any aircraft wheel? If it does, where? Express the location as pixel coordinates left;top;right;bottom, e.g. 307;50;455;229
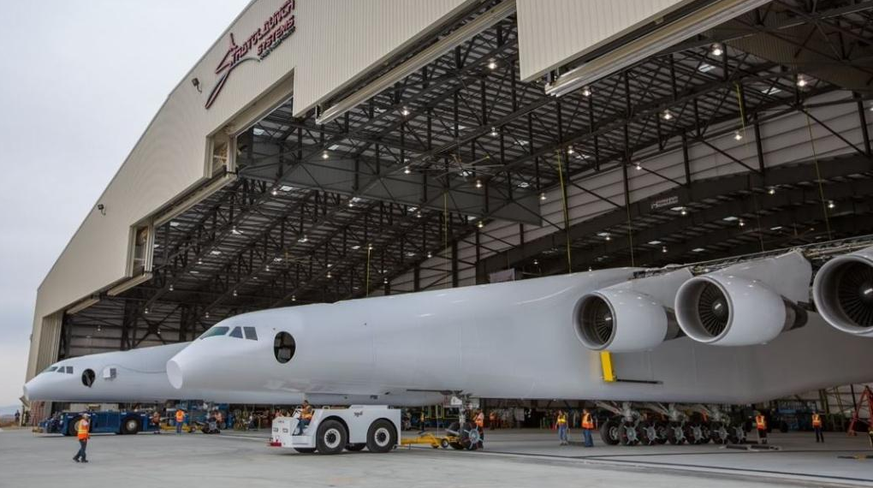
684;422;705;445
666;423;685;445
293;447;316;454
709;422;728;444
699;422;711;444
366;419;397;453
654;421;669;444
346;443;366;452
316;420;347;455
121;417;140;435
728;425;745;444
440;438;449;449
619;423;640;446
599;418;621;445
639;421;658;446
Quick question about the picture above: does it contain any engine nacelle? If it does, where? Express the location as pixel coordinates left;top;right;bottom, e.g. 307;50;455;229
573;269;690;352
812;245;873;337
674;252;810;346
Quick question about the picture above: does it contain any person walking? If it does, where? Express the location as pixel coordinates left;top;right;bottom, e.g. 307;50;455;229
175;408;186;434
556;410;569;445
72;413;90;463
475;410;485;449
14;410;20;426
581;408;595;447
811;411;824;443
755;412;768;445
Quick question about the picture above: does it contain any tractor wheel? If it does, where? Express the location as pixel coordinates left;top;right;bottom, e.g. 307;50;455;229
346;443;366;452
121;417;141;435
366;419;397;453
315;419;347;455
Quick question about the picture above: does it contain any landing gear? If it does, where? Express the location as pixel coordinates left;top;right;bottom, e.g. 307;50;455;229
709;422;729;444
599;419;621;445
666;422;686;445
446;422;480;451
619;422;641;446
728;425;746;444
684;422;710;445
639;421;666;446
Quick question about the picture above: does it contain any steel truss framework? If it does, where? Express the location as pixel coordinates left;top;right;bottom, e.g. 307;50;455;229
62;0;873;356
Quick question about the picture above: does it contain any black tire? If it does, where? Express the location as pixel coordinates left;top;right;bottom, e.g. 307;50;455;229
709;422;728;444
666;422;685;445
67;417;82;437
121;417;140;435
639;421;658;446
440;438;449;449
366;419;397;453
293;447;317;454
315;419;347;455
619;423;640;446
346;443;366;452
599;419;621;445
449;442;464;450
654;421;669;445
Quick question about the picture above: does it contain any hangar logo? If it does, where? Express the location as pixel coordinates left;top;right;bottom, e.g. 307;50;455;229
205;0;297;109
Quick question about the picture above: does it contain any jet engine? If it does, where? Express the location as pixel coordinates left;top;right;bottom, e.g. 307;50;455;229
674;252;810;346
812;245;873;337
574;270;690;352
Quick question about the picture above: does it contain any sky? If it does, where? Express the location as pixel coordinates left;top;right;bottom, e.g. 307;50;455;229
0;0;251;408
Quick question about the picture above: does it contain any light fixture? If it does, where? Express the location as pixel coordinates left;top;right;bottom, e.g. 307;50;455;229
205;312;210;319
298;235;308;243
581;87;592;97
351;245;361;250
327;271;332;278
144;307;149;315
567;146;575;154
692;247;705;252
232;226;242;235
605;234;612;241
265;265;270;272
416;211;422;218
588;266;593;271
478;220;484;228
487;59;497;70
768;187;776;195
662;110;673;121
540;192;546;201
828;200;835;209
291;295;296;302
197;258;203;265
168;284;175;292
635;162;642;171
734;130;743;141
271;188;278;196
662;246;668;253
533;259;539;265
797;76;808;87
739;219;746;227
475;179;483;189
322;151;329;160
233;289;238;297
383;277;389;284
404;166;411;175
711;44;723;57
368;244;374;251
401;106;410;116
648;240;662;245
490;126;498;137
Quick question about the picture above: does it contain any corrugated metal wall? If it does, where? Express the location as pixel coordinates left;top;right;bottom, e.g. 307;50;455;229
516;0;692;81
385;91;871;292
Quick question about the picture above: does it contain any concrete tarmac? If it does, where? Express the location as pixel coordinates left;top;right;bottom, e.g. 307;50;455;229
1;427;871;487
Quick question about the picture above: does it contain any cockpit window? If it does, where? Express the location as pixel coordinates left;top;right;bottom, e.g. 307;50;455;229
56;368;66;374
43;366;57;374
243;327;258;341
229;327;243;339
199;326;229;339
66;366;73;374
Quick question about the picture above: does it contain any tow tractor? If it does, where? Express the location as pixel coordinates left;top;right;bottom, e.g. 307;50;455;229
270;405;482;454
39;411;159;436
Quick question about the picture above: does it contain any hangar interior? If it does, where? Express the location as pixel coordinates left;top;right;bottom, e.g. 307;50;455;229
35;0;873;418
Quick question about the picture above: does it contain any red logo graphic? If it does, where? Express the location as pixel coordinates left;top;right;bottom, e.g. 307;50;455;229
206;0;297;109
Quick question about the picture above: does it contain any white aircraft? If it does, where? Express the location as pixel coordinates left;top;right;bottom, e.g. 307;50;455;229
166;245;873;409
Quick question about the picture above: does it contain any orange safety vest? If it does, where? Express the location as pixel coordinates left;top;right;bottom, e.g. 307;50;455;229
301;407;313;420
755;415;767;430
77;419;90;440
475;413;484;428
581;413;594;430
556;413;567;426
812;414;822;428
176;410;185;423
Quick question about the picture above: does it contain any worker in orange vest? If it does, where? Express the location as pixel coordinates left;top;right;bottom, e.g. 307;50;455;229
175;408;186;435
556;410;569;445
581;408;595;447
811;411;824;443
295;400;314;434
72;413;90;463
755;412;768;445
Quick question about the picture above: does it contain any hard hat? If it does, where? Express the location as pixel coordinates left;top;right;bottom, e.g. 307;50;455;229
82;413;90;417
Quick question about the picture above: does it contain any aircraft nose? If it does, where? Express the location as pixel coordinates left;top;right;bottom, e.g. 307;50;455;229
22;377;43;402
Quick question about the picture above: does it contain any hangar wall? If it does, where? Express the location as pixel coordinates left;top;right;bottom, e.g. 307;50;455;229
516;0;693;81
27;0;475;380
387;91;872;292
